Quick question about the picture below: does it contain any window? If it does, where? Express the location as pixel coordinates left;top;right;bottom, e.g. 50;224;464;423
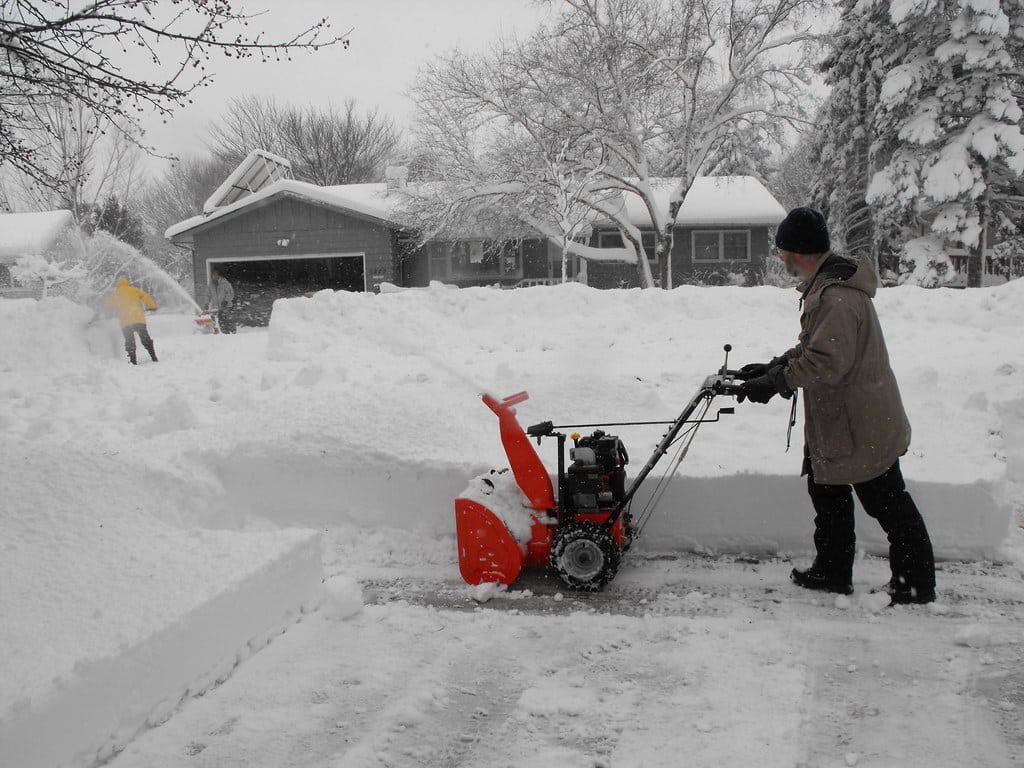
429;240;523;280
597;230;659;262
691;230;750;262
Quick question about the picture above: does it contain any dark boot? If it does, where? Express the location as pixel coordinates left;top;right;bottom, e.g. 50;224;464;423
128;350;137;365
871;579;935;605
791;562;853;594
144;342;157;362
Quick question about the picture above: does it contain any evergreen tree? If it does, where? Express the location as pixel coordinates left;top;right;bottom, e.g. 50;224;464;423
866;0;1024;286
811;0;906;274
91;195;146;251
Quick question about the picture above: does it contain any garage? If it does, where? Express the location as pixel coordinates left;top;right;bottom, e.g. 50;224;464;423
210;254;365;326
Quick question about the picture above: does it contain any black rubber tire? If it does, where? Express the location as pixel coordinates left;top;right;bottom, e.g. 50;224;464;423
551;520;621;591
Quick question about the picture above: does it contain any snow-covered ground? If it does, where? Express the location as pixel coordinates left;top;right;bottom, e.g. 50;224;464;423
2;283;1023;766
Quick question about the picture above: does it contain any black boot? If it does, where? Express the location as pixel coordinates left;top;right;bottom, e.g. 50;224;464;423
128;351;137;365
791;563;853;595
145;342;157;362
871;579;935;605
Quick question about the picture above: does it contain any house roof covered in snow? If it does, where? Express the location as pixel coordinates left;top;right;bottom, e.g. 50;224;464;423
0;210;76;264
166;174;785;242
593;177;787;229
166;179;400;240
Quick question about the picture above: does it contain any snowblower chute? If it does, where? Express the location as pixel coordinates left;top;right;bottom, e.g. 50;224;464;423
455;346;745;590
454;392;554;586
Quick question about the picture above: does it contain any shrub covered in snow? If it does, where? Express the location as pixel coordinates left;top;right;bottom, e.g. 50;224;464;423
897;236;955;288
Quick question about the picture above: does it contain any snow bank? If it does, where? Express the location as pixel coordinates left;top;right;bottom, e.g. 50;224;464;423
0;441;322;767
262;281;1022;558
0;296;117;371
0;534;321;768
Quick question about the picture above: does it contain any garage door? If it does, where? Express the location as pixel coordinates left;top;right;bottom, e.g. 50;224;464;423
210;254;365;326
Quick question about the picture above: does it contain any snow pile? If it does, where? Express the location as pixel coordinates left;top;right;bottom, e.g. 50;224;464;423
322;575;364;621
954;624;995;649
458;470;536;544
0;297;115;371
264;281;1022;557
0;444;323;768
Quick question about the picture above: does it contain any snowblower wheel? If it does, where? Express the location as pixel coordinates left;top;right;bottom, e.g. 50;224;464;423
551;521;621;591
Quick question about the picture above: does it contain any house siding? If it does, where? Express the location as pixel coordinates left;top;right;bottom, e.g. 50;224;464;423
189;195;397;304
584;226;772;288
401;238;550;288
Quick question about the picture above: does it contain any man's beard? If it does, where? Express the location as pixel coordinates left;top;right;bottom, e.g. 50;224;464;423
782;257;800;277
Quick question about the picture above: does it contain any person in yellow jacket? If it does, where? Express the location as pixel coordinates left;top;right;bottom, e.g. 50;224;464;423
105;278;158;364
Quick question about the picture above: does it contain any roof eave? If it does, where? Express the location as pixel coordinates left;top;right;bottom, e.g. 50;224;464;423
166;189;404;241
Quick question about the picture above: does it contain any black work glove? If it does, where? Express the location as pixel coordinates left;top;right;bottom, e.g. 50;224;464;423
737;355;788;381
737;365;793;404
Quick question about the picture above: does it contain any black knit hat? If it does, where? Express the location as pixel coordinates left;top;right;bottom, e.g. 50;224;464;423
775;207;830;255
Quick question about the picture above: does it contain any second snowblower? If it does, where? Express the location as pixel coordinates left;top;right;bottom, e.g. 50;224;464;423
455;345;744;590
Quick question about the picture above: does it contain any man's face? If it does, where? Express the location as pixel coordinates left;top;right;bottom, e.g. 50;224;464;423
212;272;220;283
778;249;802;277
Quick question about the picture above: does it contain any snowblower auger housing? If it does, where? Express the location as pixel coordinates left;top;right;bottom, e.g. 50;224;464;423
455;346;744;590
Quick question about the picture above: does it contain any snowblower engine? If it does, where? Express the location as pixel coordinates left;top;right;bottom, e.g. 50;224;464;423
454;345;744;591
564;431;628;514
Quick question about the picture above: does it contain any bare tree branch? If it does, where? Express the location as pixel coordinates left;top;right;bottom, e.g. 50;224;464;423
1;0;349;191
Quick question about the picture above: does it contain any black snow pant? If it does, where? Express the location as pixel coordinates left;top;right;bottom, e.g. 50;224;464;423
807;459;935;593
217;306;236;334
122;323;156;364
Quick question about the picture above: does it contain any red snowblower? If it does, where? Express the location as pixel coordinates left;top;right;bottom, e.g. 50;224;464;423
456;345;745;590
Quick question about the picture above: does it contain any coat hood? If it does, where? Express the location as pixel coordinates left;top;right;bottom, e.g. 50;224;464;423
116;277;129;288
799;253;878;308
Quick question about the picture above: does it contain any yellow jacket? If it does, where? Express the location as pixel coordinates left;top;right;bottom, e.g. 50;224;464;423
106;279;156;327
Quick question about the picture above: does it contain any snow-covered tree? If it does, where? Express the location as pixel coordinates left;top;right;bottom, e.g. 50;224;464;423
704;124;776;187
770;128;820;210
11;254;86;298
896;234;955;287
412;0;816;288
810;0;898;270
865;0;1024;286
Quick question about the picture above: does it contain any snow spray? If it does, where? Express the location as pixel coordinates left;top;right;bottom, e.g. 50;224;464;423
67;229;202;312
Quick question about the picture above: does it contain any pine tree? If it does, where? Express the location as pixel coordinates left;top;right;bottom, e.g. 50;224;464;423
91;196;146;251
866;0;1024;286
812;0;907;275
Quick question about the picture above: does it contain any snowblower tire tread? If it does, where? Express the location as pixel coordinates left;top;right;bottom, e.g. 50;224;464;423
551;521;621;591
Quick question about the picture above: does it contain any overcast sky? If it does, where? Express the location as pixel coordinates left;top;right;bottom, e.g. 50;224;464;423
142;1;552;168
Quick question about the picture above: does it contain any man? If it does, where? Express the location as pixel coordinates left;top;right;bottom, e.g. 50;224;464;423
738;207;936;605
105;277;158;365
207;268;235;333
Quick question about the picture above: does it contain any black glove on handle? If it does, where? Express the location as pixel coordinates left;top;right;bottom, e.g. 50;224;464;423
737;364;793;404
737;355;788;381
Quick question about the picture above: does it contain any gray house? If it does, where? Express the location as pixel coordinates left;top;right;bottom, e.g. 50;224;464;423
166;154;787;324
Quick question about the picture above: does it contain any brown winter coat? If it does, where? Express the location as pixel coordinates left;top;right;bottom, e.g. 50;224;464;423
781;253;911;485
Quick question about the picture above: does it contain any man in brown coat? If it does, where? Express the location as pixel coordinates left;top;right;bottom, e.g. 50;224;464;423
738;208;936;604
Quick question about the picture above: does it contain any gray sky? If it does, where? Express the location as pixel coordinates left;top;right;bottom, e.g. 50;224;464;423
142;1;552;168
